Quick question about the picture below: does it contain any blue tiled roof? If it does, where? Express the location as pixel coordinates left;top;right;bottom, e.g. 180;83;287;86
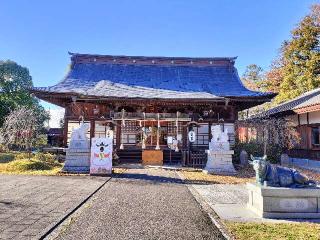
35;54;273;100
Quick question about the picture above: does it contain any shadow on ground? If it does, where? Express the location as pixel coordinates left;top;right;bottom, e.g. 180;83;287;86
112;172;185;184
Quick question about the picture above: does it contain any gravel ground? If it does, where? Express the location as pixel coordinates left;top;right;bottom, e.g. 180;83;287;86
56;168;225;240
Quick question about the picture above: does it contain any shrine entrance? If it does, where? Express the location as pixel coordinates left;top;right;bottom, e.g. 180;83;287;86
114;112;189;165
116;112;187;150
137;120;183;148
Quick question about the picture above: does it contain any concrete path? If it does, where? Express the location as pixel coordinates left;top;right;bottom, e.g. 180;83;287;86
192;183;320;223
0;174;107;239
55;169;224;240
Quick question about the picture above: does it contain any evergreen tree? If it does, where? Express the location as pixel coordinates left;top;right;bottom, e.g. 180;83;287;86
0;60;49;127
241;64;265;91
276;4;320;103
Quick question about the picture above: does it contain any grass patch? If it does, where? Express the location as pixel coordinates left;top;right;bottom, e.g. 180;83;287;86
0;159;62;175
112;167;127;174
226;221;320;240
181;165;255;184
0;152;63;175
180;164;320;185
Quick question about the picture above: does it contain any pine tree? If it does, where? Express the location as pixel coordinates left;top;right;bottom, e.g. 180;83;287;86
241;64;265;91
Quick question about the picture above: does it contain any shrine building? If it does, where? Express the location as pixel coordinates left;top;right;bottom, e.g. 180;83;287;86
32;52;274;166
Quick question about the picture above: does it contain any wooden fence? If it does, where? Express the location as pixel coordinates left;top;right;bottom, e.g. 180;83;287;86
182;150;207;168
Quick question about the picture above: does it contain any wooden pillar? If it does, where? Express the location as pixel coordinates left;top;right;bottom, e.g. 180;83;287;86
116;120;121;149
90;120;95;146
63;118;69;147
208;121;212;140
182;125;188;149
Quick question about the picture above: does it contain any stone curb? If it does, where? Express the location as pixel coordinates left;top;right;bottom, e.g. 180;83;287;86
176;171;234;240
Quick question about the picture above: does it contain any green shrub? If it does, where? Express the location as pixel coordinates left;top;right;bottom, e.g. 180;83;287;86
34;134;48;148
15;152;34;160
234;141;282;164
34;152;57;163
0;153;15;163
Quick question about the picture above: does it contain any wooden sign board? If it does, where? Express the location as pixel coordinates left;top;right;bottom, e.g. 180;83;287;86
142;150;163;166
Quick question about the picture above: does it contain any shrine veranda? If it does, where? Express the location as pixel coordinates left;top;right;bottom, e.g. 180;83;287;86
31;53;274;166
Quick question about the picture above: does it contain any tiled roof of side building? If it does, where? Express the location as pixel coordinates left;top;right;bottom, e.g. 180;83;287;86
32;53;274;100
258;88;320;117
293;91;320;110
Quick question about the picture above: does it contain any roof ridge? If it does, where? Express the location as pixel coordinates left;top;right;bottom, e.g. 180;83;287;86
68;51;238;61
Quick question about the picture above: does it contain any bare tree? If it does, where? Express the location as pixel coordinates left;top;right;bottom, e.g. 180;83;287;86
0;107;41;152
236;117;300;163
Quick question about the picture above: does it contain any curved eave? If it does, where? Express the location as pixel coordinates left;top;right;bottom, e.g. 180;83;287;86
30;88;226;106
30;88;274;109
226;92;276;101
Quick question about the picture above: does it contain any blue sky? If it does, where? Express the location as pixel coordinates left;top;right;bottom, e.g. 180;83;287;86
0;0;317;110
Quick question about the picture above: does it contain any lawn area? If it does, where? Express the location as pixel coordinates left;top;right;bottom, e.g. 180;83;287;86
0;152;127;175
180;165;255;184
226;221;320;240
0;152;63;175
180;164;320;185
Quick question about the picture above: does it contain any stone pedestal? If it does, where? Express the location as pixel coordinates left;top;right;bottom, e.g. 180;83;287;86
247;182;320;218
203;150;236;175
63;140;90;173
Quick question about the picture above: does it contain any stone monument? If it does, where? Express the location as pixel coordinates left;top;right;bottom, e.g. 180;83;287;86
63;122;91;173
203;125;236;175
240;150;249;166
247;155;320;218
280;153;291;166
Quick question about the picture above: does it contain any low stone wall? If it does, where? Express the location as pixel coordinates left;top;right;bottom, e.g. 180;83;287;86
282;155;320;172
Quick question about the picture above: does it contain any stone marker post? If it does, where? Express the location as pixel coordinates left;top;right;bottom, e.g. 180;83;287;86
240;150;249;166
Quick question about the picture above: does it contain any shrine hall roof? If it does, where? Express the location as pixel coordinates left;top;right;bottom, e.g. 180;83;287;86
32;52;274;100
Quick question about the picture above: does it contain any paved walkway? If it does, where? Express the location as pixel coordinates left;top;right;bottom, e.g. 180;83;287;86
55;169;224;240
192;183;320;223
0;174;107;239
